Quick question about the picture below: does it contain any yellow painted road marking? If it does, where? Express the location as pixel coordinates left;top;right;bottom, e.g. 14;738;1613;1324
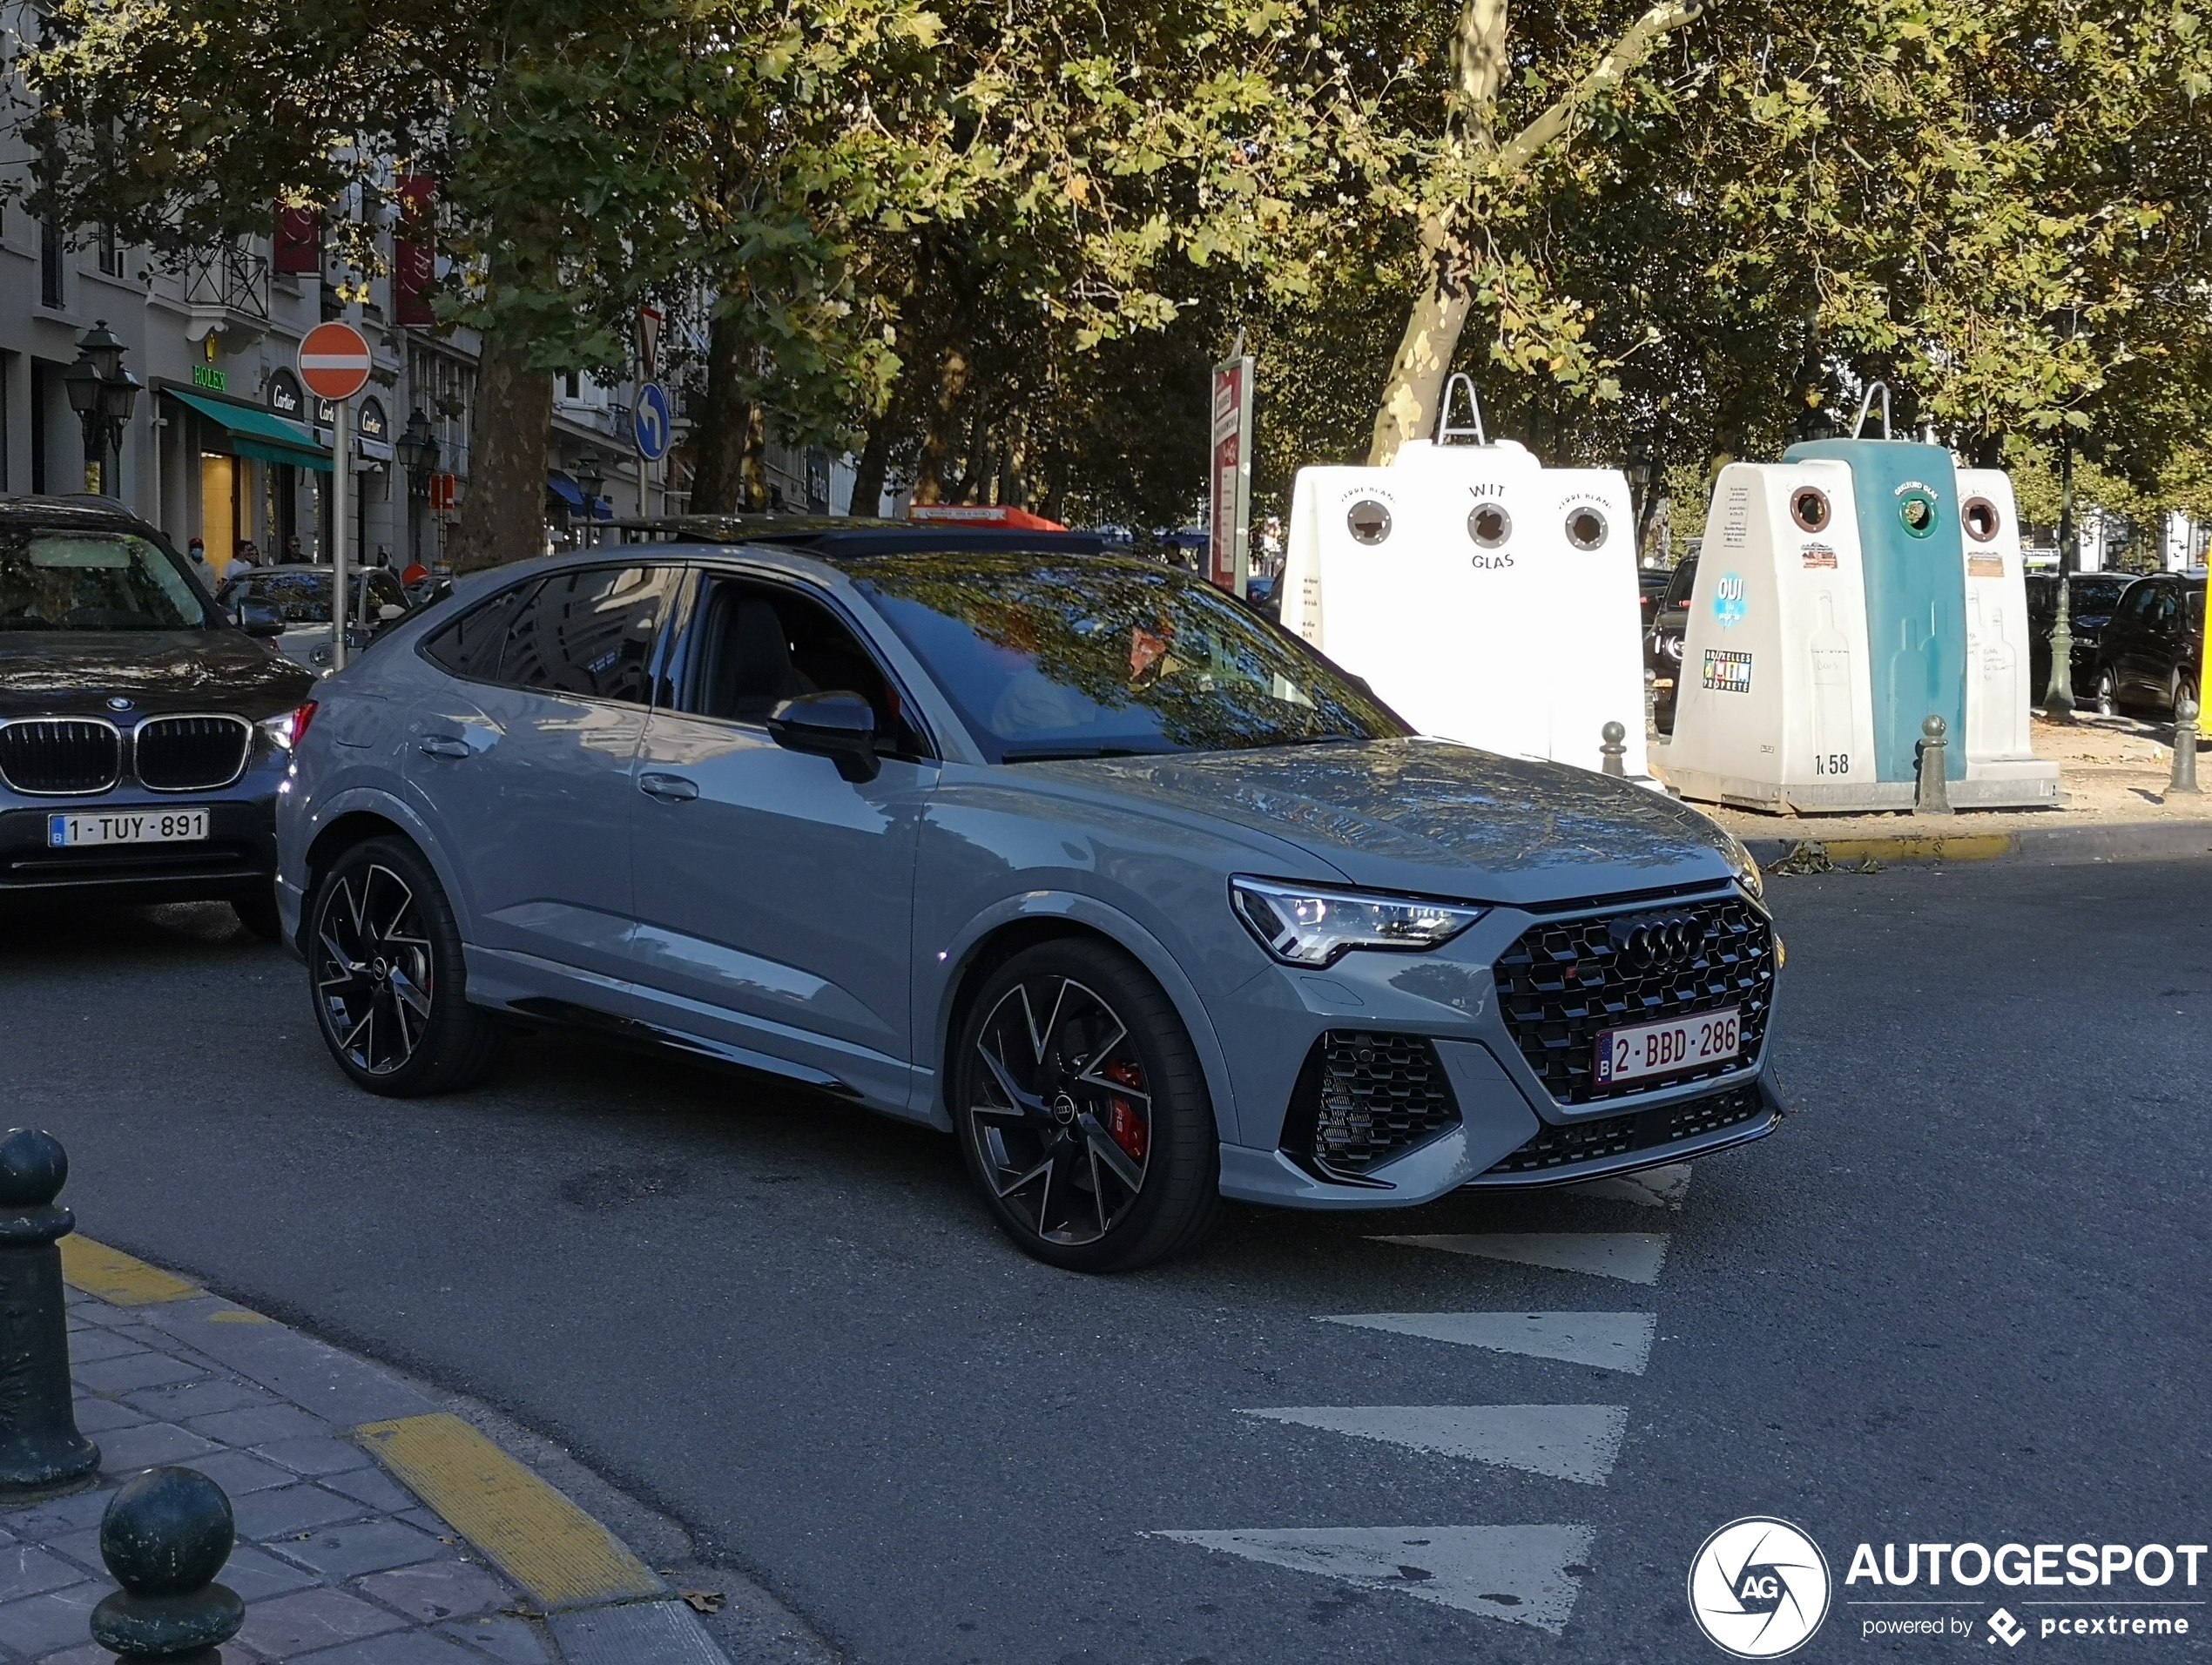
59;1236;198;1305
1802;834;2015;866
354;1414;661;1608
206;1310;273;1324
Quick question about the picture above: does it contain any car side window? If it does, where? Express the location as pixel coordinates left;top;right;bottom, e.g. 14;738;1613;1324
497;565;681;703
421;583;536;681
366;570;408;612
2155;588;2180;628
2120;583;2161;627
678;576;927;753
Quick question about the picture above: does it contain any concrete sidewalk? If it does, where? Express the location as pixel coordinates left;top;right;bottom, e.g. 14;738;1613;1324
0;1240;733;1665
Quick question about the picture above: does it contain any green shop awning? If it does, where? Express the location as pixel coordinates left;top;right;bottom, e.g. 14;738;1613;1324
165;388;332;473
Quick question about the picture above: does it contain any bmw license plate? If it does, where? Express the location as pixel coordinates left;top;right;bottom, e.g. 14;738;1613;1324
47;809;208;847
1595;1008;1740;1086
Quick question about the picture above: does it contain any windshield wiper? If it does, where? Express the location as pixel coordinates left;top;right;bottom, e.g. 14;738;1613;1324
997;745;1169;764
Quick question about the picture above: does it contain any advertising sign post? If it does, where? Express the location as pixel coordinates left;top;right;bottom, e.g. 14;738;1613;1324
298;322;373;671
1208;340;1255;596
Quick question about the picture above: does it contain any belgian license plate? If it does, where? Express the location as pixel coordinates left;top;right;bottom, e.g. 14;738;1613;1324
1595;1008;1740;1086
47;808;208;847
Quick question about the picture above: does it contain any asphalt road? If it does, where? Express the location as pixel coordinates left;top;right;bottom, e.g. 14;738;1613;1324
6;858;2209;1663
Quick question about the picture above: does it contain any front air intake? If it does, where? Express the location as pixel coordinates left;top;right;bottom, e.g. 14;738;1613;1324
1280;1031;1460;1183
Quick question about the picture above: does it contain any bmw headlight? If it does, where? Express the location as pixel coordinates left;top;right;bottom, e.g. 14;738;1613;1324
257;712;298;752
1231;877;1487;967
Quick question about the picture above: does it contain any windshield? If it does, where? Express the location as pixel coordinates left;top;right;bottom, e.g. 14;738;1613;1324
2073;576;2130;617
852;552;1409;762
0;530;208;631
218;570;408;625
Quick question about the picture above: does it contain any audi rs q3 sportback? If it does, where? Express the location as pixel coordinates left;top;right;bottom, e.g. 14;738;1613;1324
276;528;1782;1271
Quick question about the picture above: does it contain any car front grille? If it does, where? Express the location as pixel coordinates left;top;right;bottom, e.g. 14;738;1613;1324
1494;893;1774;1104
1281;1030;1461;1181
0;720;120;795
1480;1082;1769;1176
135;715;252;791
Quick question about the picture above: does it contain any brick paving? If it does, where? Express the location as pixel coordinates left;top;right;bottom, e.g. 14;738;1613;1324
0;1286;627;1663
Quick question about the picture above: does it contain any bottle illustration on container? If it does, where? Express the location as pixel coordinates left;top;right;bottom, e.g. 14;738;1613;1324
1981;598;2019;731
1810;591;1854;766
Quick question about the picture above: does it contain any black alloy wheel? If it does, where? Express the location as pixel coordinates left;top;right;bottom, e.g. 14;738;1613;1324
308;837;498;1095
955;939;1220;1272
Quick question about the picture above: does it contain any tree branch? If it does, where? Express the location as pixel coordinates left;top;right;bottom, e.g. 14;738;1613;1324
1494;1;1703;177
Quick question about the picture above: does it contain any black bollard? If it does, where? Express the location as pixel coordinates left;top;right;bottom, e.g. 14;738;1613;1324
1915;714;1953;815
0;1128;101;1493
91;1467;246;1662
2171;697;2202;796
1601;720;1628;778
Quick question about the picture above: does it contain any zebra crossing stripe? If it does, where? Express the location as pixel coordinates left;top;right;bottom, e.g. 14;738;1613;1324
1372;1231;1669;1285
1321;1310;1657;1372
1237;1404;1629;1484
1569;1163;1694;1209
1151;1524;1595;1634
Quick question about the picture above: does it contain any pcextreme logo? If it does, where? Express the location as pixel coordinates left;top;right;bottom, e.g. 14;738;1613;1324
1690;1517;1833;1658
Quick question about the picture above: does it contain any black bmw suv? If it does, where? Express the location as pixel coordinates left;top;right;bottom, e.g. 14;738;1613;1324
0;496;315;935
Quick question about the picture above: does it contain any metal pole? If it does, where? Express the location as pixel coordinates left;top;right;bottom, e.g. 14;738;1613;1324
2172;697;2202;795
2045;434;2076;721
331;401;351;672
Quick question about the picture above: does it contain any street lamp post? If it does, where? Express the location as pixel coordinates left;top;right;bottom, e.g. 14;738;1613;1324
394;408;439;570
2044;432;2077;722
63;320;140;497
574;450;605;549
1625;435;1656;564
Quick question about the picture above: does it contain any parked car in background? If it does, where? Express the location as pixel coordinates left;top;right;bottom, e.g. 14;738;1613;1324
1638;567;1673;634
2086;571;2205;718
1645;556;1697;733
0;495;315;937
217;566;414;672
278;527;1777;1272
2027;572;2134;707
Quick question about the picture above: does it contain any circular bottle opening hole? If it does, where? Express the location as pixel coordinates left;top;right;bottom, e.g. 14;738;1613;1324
1346;501;1393;545
1565;508;1608;550
1791;488;1831;533
1962;496;2000;543
1899;493;1937;537
1467;502;1512;548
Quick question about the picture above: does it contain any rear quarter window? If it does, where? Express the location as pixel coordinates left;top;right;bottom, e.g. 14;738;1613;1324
421;583;536;681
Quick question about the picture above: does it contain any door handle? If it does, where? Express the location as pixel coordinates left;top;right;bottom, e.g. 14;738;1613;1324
417;736;471;759
637;772;699;803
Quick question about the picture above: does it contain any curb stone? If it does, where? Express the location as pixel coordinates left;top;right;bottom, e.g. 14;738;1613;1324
0;1237;767;1665
1743;819;2212;873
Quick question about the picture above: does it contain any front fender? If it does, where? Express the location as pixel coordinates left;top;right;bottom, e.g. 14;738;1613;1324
280;778;471;949
925;890;1243;1146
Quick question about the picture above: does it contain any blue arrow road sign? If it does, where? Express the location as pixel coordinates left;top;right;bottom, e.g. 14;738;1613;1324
633;381;672;462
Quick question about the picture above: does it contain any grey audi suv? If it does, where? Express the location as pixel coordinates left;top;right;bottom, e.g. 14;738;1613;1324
276;525;1781;1271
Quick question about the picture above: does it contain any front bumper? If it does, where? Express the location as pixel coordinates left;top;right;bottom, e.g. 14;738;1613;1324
0;778;281;907
1212;880;1782;1210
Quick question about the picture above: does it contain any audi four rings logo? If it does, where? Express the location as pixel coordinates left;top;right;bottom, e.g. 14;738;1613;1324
1689;1518;1832;1657
1610;913;1703;972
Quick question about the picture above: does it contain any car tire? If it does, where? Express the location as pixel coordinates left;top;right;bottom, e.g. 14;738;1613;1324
953;938;1221;1273
2094;670;2119;718
306;836;499;1096
232;890;285;944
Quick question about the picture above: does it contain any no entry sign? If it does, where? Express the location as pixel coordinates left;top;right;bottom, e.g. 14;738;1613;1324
298;322;372;401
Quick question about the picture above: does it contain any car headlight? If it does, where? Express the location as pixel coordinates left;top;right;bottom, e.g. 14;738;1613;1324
1663;635;1684;662
1716;831;1764;901
1231;877;1487;967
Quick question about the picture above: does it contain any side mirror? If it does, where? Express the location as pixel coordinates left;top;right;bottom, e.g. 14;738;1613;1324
377;603;404;622
239;599;285;639
765;691;880;784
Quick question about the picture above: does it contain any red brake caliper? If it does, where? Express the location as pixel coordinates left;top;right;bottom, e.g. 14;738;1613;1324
1103;1061;1148;1162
